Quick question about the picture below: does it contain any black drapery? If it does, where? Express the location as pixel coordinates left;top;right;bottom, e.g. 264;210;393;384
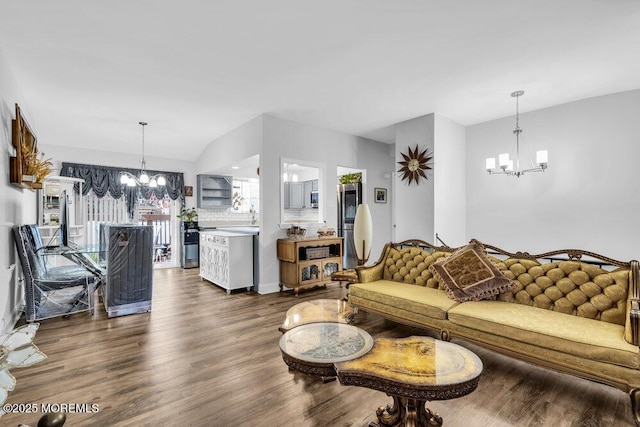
60;162;185;219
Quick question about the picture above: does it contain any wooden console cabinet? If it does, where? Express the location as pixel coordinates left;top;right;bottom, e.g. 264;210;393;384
277;237;343;296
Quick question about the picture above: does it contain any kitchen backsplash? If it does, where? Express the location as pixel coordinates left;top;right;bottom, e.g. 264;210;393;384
282;208;319;223
198;207;319;224
197;208;256;223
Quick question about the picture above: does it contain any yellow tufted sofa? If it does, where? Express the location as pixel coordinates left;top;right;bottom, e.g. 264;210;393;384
347;239;640;425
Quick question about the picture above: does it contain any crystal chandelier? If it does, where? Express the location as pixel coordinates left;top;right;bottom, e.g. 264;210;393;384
485;91;548;177
120;122;166;187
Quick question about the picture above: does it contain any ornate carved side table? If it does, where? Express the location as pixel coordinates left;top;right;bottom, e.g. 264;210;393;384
334;336;483;427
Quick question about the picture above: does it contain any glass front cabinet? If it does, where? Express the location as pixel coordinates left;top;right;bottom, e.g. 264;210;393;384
276;237;343;296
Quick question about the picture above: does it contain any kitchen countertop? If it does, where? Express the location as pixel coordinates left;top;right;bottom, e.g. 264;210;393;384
199;225;259;235
200;230;256;238
198;221;257;228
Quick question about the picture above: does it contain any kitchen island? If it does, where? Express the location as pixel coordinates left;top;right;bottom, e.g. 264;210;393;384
199;230;254;293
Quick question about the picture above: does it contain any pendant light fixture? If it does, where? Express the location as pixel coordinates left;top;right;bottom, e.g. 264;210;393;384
120;122;166;188
485;91;548;177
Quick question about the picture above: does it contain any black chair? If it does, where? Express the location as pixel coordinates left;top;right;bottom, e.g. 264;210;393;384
13;224;102;322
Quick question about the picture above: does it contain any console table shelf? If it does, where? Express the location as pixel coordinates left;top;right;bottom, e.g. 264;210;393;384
277;237;343;296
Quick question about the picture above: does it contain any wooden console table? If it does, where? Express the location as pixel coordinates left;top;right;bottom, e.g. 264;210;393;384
277;237;343;296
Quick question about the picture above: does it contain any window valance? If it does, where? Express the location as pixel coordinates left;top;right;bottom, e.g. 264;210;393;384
60;162;184;218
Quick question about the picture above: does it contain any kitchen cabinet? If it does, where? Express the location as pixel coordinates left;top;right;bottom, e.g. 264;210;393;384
197;175;232;208
277;237;343;296
283;182;304;209
200;231;254;293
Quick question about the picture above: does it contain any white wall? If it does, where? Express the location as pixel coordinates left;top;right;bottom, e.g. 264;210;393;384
394;113;467;248
394;114;435;242
195;115;262;216
0;47;37;332
466;90;640;261
261;114;394;293
434;113;466;247
41;145;196;174
195;115;263;176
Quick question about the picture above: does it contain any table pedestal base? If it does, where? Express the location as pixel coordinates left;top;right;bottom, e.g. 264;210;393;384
370;396;443;427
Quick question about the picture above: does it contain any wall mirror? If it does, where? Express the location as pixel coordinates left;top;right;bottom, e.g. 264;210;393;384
280;158;324;225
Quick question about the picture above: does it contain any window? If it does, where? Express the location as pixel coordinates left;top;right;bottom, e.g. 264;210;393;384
232;178;259;213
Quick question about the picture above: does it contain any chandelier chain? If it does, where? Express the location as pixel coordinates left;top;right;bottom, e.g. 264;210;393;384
139;121;147;169
120;121;166;188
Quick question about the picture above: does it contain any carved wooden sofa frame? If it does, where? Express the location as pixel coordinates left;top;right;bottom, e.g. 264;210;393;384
348;239;640;425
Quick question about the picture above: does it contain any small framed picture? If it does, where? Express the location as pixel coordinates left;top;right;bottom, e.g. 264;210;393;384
374;187;387;204
184;186;193;197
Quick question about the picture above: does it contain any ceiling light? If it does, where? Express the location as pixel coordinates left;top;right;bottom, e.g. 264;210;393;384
120;122;167;187
485;91;548;178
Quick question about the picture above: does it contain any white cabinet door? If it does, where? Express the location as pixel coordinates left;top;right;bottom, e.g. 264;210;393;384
219;246;229;286
199;234;215;282
289;182;304;208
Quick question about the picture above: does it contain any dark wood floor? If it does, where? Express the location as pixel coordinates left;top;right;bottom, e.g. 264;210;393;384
3;268;634;426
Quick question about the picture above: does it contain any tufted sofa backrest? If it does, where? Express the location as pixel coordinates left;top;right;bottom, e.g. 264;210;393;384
382;247;452;288
493;258;629;326
377;245;630;326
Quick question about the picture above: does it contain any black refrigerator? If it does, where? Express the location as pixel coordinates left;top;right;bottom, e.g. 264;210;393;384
337;183;362;269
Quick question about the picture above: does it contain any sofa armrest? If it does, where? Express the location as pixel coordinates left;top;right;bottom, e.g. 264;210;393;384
356;263;384;283
355;244;391;283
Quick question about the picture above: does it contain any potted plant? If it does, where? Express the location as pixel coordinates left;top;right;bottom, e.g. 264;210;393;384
339;172;362;184
177;207;198;223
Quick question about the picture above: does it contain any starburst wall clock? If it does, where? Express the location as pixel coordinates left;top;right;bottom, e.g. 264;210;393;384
398;144;433;185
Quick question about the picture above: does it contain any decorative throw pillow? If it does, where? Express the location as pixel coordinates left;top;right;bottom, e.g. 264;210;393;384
429;240;516;302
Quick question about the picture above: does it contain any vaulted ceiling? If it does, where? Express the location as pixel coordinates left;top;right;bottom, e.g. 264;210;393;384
1;1;639;161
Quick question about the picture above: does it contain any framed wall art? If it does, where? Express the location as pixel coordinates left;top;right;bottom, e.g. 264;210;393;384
374;187;387;204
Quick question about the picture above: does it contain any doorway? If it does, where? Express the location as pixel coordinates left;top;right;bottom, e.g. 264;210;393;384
84;190;179;269
137;193;179;268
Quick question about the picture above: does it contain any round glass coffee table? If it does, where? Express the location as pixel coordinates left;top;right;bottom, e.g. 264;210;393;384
279;298;358;333
335;336;482;427
279;322;374;380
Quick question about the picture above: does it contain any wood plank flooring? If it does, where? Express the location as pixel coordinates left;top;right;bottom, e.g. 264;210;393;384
2;268;635;426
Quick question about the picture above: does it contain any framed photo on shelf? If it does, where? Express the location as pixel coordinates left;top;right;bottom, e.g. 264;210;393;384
374;187;387;204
